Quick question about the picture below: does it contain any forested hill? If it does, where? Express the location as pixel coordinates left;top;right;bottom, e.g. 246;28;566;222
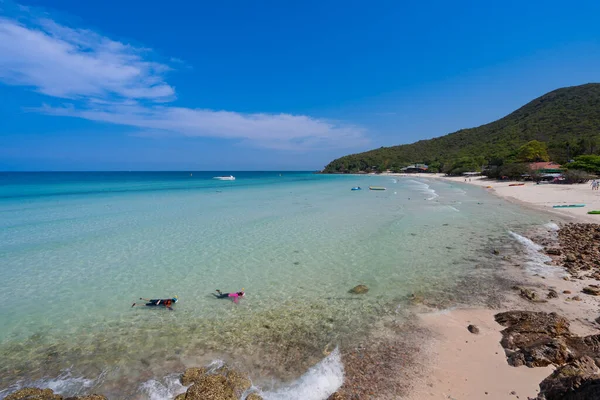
323;83;600;173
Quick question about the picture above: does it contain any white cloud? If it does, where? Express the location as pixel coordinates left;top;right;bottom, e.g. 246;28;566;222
0;6;368;150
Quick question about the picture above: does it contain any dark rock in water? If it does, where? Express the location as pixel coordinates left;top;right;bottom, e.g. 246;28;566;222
538;356;600;400
495;311;572;367
545;248;562;256
327;393;345;400
502;255;512;261
467;324;480;334
349;285;369;294
547;289;559;299
174;394;186;400
181;367;208;386
245;394;263;400
572;296;582;301
595;316;600;325
492;249;500;255
563;290;572;294
5;388;62;400
65;396;107;400
583;286;600;296
218;367;252;397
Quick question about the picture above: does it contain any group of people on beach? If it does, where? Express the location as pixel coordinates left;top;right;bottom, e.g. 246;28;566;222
131;289;245;311
592;180;599;190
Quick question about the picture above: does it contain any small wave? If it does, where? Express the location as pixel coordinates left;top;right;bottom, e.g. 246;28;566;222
405;179;439;200
139;374;187;400
447;206;460;212
509;231;561;276
259;347;343;400
0;370;98;399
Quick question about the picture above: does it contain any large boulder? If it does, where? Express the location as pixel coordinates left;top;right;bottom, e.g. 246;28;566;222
494;311;572;367
538;356;600;400
348;285;369;294
5;388;62;400
181;367;208;386
184;374;236;400
179;366;252;400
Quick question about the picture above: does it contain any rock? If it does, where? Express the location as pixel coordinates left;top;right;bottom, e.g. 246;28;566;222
181;367;208;386
327;393;345;400
596;316;600;325
563;290;572;294
467;324;480;334
547;289;559;299
349;285;369;294
5;388;63;400
184;374;235;400
566;253;577;263
245;394;263;400
174;395;186;400
221;368;252;397
546;248;562;256
492;249;500;255
494;311;572;367
583;286;600;296
65;397;107;400
518;288;546;302
572;296;582;301
538;356;600;400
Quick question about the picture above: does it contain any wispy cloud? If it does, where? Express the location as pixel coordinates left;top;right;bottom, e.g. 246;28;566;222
0;5;368;150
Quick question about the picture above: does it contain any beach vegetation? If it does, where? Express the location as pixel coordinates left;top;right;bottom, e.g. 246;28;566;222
566;155;600;173
562;169;593;184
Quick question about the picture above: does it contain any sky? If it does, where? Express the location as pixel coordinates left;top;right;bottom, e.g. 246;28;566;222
1;0;599;171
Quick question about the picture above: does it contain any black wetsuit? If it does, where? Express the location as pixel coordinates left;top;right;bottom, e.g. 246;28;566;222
146;299;172;307
213;292;230;299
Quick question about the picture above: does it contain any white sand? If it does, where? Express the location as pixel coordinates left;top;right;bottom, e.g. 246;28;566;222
394;173;600;222
405;309;553;400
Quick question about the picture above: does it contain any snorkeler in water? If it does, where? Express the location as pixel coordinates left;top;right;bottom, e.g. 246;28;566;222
132;296;178;310
213;289;245;303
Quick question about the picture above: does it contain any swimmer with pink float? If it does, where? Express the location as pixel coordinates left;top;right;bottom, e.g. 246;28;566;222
213;289;245;303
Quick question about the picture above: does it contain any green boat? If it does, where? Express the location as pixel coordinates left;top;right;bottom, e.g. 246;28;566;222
552;204;585;208
588;211;600;215
369;186;386;191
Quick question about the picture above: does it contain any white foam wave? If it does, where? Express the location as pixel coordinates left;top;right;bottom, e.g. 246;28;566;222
0;370;98;399
447;206;460;212
405;180;439;200
509;231;561;276
259;347;344;400
139;373;187;400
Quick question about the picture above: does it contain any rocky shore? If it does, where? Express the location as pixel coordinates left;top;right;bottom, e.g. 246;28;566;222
7;223;600;400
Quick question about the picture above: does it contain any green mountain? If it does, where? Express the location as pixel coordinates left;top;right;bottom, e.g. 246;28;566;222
323;83;600;173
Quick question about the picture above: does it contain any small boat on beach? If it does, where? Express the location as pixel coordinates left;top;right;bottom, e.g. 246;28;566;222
369;186;386;191
213;175;235;181
508;183;525;186
588;211;600;215
552;204;585;208
351;187;362;191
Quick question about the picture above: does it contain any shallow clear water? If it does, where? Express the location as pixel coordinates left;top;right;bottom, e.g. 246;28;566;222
0;172;551;398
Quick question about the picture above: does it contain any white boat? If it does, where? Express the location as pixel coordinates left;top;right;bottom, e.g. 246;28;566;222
213;175;235;181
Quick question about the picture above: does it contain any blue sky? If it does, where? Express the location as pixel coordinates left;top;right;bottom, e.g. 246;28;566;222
1;0;599;171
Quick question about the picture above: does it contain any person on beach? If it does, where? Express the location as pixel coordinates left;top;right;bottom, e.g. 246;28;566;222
132;296;178;310
213;289;245;303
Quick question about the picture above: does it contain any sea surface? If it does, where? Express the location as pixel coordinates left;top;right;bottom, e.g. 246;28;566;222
0;172;552;399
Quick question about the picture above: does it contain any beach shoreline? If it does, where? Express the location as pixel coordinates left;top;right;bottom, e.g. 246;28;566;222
380;172;600;223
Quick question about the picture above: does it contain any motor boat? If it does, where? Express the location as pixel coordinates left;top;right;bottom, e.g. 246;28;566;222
213;175;235;181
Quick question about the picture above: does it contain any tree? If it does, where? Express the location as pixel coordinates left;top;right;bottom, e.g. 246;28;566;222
567;155;600;173
516;140;550;162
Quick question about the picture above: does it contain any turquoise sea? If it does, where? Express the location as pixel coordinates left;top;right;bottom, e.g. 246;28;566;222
0;172;552;399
